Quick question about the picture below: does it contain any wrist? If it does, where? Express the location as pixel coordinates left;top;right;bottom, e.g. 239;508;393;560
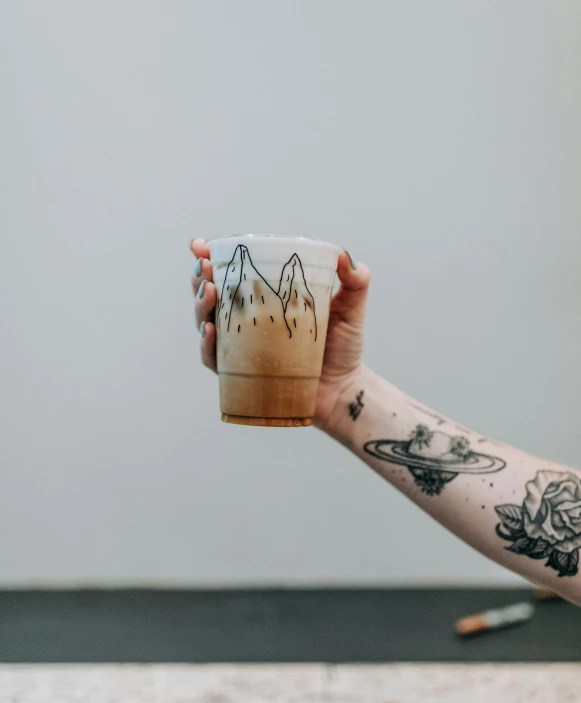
318;366;402;445
313;365;366;437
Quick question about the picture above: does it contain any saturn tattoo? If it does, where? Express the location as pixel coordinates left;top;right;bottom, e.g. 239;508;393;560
364;425;506;496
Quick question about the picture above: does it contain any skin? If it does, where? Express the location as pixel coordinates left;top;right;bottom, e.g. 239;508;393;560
191;239;581;606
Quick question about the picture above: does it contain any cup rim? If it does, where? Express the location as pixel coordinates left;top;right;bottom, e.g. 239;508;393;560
206;233;343;251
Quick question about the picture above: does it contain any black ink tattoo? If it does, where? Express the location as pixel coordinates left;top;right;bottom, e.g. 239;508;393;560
410;403;474;434
495;470;581;578
364;425;505;496
348;391;364;420
411;404;446;426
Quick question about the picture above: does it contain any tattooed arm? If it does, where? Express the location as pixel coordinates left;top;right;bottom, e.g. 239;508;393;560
324;368;581;606
191;240;581;606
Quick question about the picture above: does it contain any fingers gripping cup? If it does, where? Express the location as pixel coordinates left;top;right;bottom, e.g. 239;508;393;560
209;234;341;427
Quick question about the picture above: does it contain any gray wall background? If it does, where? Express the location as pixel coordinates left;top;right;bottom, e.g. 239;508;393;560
1;1;580;586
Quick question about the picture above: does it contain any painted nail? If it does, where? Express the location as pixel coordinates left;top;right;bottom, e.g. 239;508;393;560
345;251;357;270
194;258;203;277
200;321;205;338
198;279;206;299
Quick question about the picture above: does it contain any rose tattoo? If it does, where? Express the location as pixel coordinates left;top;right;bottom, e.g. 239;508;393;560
496;470;581;577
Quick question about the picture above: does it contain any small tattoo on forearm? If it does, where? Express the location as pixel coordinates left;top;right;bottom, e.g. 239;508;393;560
348;391;365;420
411;404;447;426
495;470;581;577
364;424;505;496
410;404;473;434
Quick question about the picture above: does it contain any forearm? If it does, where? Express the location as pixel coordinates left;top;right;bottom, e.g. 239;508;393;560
324;366;581;606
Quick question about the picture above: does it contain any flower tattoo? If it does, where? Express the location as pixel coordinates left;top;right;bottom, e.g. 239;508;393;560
407;468;456;496
410;424;433;449
449;436;472;461
496;470;581;577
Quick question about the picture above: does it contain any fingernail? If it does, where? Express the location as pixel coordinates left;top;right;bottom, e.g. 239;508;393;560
194;258;203;277
198;279;206;299
189;238;195;251
346;251;357;270
200;321;205;338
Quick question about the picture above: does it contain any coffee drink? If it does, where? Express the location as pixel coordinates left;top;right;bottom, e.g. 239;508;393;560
208;235;341;426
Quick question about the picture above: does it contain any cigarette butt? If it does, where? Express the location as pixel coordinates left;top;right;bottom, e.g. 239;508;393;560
533;588;561;600
455;602;535;636
455;614;488;635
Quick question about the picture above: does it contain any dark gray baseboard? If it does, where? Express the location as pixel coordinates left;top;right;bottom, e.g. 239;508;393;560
0;588;578;663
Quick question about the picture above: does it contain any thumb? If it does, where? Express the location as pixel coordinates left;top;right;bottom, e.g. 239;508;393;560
331;252;371;326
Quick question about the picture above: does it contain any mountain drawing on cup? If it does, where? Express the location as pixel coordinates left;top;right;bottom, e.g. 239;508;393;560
217;244;318;341
364;425;506;496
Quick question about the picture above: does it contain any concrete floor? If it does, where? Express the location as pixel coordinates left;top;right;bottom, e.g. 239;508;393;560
1;664;580;703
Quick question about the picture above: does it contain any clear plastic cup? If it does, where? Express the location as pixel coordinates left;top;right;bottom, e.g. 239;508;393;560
208;234;341;427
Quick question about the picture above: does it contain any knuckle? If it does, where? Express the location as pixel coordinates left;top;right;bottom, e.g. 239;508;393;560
202;287;217;310
207;284;217;304
199;296;213;315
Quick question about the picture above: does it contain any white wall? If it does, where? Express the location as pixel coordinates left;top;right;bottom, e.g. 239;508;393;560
1;0;580;587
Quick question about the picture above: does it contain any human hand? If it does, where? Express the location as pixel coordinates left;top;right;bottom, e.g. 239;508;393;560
190;239;371;431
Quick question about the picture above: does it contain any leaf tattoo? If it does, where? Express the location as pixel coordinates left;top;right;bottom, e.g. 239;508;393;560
495;504;523;530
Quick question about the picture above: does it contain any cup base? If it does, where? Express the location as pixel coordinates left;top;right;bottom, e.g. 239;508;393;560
221;414;313;428
218;373;319;421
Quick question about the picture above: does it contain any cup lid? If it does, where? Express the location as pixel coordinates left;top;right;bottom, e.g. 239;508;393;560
206;233;343;250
